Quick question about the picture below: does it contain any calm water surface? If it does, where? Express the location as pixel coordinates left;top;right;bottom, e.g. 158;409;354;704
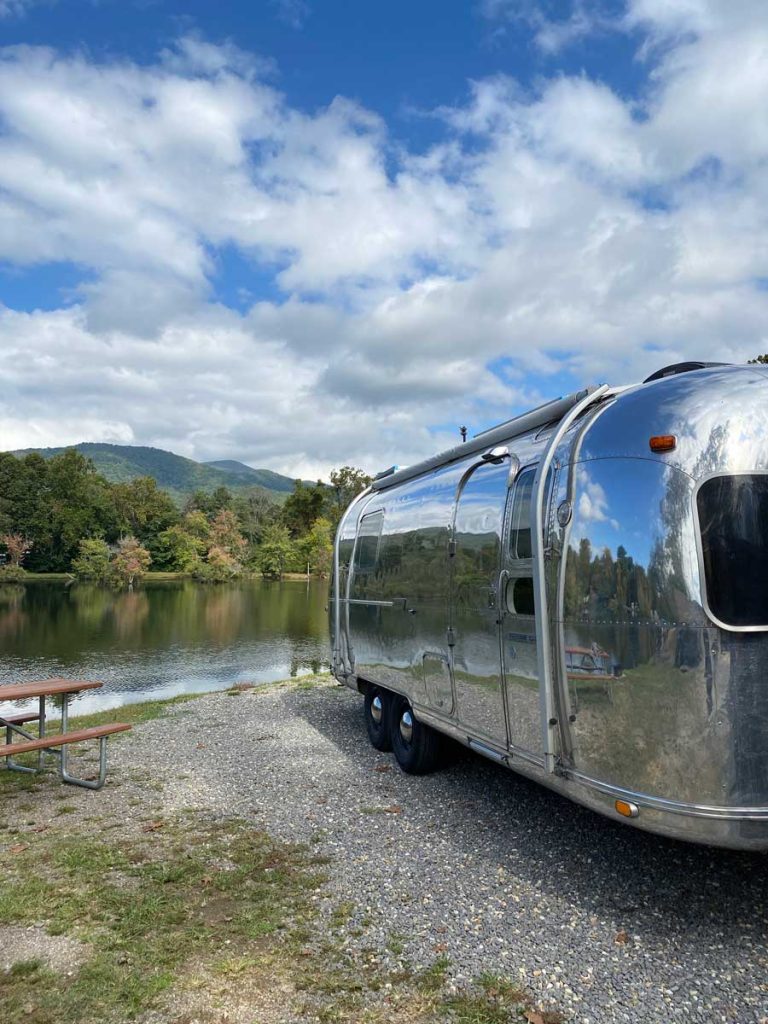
0;579;330;713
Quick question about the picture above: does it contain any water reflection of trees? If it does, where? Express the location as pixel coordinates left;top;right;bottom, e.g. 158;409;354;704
112;590;150;641
0;585;27;640
0;580;330;671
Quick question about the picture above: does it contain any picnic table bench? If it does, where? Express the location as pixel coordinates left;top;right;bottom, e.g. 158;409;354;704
0;679;131;790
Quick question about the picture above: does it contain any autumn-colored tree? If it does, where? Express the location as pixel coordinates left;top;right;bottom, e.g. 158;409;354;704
111;536;151;588
210;509;247;559
196;544;239;582
1;533;32;567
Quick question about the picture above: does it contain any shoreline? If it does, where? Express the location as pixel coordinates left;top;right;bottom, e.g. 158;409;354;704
7;570;328;584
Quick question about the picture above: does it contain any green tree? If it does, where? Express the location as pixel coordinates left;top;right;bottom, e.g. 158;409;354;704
301;517;333;577
72;538;112;582
185;486;233;519
154;524;206;572
257;523;294;580
112;477;179;545
282;481;326;538
748;354;768;363
233;489;280;546
182;510;211;543
33;450;119;572
326;466;371;525
0;452;49;541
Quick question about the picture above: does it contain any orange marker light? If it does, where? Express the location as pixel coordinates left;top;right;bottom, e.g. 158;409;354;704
615;799;639;818
649;434;676;453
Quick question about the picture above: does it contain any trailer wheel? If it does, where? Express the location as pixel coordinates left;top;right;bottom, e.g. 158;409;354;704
364;686;392;751
390;695;442;774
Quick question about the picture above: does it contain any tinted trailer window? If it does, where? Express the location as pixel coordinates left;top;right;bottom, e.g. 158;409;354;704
697;474;768;628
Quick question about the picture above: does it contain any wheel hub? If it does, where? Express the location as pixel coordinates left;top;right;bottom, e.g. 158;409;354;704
399;709;413;744
371;694;383;724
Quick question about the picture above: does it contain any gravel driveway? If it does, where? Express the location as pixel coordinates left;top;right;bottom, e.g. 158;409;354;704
116;678;768;1024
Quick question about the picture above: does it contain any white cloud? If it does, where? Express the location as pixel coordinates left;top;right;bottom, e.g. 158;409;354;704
2;10;768;477
576;467;619;529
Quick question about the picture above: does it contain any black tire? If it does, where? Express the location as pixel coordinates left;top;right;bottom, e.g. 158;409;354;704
390;694;442;774
364;686;392;751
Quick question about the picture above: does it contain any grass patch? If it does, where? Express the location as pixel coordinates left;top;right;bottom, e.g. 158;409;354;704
0;808;563;1023
67;693;203;731
0;814;325;1023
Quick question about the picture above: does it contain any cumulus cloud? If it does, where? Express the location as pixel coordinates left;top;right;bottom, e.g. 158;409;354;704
576;467;619;530
1;6;768;477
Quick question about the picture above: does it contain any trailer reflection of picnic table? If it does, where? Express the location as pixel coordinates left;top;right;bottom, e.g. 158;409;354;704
566;646;623;707
0;678;130;790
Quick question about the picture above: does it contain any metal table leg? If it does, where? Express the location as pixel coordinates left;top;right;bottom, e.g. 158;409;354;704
38;695;47;771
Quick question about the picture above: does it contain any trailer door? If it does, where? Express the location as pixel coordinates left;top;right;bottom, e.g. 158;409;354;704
451;459;509;747
499;467;542;759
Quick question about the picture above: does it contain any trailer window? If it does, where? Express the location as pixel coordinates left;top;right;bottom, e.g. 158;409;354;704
509;468;535;559
507;576;534;616
354;511;384;573
697;474;768;628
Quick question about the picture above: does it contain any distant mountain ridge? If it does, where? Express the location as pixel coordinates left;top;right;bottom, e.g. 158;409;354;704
203;459;303;493
10;443;305;501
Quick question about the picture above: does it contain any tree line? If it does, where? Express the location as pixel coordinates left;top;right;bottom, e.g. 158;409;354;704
0;449;370;585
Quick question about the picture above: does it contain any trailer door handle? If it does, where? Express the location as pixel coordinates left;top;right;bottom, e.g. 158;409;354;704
498;570;510;614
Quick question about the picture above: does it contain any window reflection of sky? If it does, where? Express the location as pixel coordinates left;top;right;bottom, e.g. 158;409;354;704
569;460;670;569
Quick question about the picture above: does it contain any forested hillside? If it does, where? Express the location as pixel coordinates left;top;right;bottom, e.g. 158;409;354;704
0;449;370;582
11;443;302;502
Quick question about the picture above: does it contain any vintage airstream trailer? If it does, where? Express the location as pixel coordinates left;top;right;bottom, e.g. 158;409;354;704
330;363;768;850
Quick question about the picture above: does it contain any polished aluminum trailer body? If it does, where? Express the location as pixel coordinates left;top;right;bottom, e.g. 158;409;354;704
331;365;768;849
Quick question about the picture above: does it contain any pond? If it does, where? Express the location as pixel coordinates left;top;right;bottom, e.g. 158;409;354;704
0;578;331;713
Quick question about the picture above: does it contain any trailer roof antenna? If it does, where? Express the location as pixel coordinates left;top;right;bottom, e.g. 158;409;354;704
460;425;467;442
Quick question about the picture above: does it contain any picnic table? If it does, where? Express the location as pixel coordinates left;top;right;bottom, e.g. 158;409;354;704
0;678;130;790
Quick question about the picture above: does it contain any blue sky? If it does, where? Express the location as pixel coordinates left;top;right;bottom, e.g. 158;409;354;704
2;1;641;128
1;1;767;475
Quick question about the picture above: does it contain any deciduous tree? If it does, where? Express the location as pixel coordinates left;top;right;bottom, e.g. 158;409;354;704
72;538;111;582
282;480;326;538
327;466;372;524
301;517;333;577
111;536;151;588
257;523;294;580
1;532;32;567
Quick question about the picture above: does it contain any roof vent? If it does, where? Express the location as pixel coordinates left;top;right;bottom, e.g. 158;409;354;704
644;361;730;383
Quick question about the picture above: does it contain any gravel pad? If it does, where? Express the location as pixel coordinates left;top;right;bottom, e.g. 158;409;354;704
114;681;768;1024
